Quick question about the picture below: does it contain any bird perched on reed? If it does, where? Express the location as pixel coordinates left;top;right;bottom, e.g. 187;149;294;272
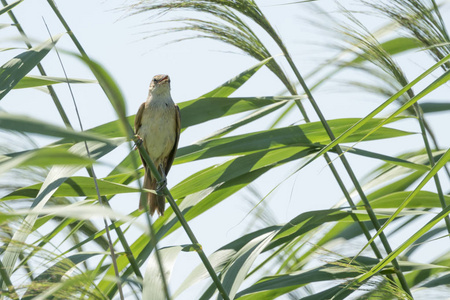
134;74;181;215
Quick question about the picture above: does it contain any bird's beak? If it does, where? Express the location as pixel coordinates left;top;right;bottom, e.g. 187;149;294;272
160;75;170;83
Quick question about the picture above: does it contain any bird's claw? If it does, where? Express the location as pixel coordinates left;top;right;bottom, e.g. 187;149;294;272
156;163;167;195
156;178;167;196
134;135;143;150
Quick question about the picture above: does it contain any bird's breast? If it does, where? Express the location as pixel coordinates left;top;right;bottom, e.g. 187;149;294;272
138;103;177;164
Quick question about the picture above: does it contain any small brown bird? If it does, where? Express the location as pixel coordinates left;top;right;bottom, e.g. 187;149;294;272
134;74;181;216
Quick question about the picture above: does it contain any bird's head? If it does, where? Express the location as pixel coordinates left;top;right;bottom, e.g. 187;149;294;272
149;74;171;97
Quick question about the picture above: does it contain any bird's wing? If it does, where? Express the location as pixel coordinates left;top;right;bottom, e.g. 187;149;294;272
135;102;148;173
165;104;181;174
134;102;145;134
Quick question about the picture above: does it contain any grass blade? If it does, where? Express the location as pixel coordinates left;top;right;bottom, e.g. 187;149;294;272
13;75;96;89
0;112;118;145
0;0;22;16
201;57;272;98
355;147;450;258
304;54;450;170
0;33;63;100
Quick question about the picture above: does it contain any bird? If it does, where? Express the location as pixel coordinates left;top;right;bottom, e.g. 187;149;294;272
134;74;181;216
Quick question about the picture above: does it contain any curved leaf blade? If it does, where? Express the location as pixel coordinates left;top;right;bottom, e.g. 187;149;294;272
0;33;63;100
13;75;96;89
0;0;23;16
179;96;295;130
201;57;272;98
1;175;140;200
177;117;413;164
0;112;118;145
0;146;94;175
143;245;195;300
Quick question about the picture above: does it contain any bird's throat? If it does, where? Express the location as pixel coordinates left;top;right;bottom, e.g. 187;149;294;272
147;92;173;107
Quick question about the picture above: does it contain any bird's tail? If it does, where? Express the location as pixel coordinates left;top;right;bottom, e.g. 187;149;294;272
140;169;165;215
